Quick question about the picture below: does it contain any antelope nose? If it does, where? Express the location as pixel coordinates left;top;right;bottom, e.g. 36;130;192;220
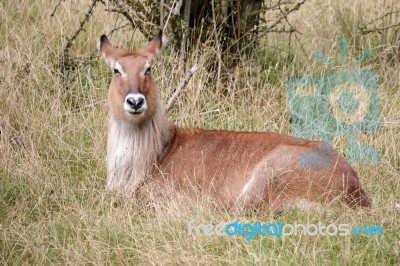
126;96;144;110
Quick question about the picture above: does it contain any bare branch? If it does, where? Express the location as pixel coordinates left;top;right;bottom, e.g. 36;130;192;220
358;9;400;34
360;10;400;27
179;0;191;70
63;0;101;60
211;0;223;90
108;22;131;36
359;22;400;34
166;65;198;111
160;0;164;28
253;0;294;17
163;0;179;32
50;0;64;17
265;0;307;32
106;7;150;38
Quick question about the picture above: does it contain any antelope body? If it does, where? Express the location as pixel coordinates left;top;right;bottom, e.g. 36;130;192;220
98;30;370;211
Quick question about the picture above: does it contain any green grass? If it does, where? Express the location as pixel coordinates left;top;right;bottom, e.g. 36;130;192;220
0;0;399;264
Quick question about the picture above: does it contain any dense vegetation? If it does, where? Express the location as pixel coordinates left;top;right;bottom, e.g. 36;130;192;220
0;0;399;264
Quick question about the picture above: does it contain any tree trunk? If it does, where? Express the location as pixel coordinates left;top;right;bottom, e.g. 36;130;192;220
109;0;263;67
180;0;263;65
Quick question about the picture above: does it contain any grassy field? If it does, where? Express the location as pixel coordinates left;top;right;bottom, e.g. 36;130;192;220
0;0;399;264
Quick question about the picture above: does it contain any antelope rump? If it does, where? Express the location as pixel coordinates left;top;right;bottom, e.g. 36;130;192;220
97;30;371;212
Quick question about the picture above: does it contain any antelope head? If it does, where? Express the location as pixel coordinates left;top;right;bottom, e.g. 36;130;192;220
98;30;165;124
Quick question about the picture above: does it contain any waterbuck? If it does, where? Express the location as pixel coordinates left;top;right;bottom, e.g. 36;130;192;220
98;30;370;212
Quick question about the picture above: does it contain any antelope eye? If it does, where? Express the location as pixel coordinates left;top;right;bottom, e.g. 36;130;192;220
145;67;151;75
113;68;120;75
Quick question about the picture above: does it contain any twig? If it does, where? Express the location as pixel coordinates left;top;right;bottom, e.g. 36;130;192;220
106;5;158;39
265;0;307;32
359;22;400;34
251;0;294;18
266;28;296;33
166;65;198;111
160;0;164;28
108;22;131;36
163;0;179;32
278;4;308;59
358;10;400;34
106;7;145;37
359;10;400;27
211;0;222;91
61;0;102;88
179;0;191;71
63;0;101;60
50;0;64;17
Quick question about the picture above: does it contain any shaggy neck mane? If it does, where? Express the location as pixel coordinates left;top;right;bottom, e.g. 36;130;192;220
106;101;173;193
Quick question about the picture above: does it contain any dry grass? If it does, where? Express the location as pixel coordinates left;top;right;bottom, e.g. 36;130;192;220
0;0;399;264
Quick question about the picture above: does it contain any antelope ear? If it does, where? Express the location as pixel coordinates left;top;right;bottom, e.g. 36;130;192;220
146;30;166;59
97;35;115;68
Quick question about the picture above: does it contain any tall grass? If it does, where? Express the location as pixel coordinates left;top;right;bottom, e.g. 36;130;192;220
0;0;399;264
